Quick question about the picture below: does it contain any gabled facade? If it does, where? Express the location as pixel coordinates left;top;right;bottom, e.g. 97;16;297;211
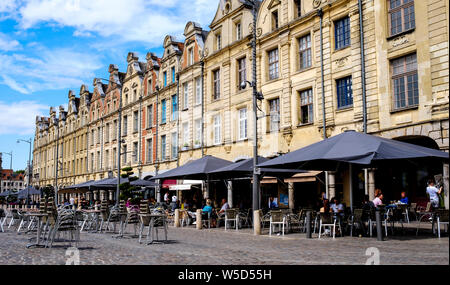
32;0;449;208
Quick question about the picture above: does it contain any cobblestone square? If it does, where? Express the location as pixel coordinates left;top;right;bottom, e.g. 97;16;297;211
1;225;448;265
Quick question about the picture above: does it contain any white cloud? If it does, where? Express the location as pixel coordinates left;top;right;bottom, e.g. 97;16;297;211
0;100;48;135
15;0;218;47
0;47;103;94
0;32;21;51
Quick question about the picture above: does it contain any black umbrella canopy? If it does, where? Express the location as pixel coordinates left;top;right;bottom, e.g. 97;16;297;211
0;190;17;197
65;180;95;190
151;155;233;180
258;130;449;171
90;177;158;188
209;156;305;179
17;187;41;199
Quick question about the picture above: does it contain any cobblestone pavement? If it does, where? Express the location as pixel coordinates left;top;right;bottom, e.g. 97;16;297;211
0;225;448;265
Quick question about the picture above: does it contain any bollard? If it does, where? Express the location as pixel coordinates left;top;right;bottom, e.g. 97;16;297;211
196;209;202;230
174;209;180;227
306;210;312;239
253;210;261;235
375;209;383;241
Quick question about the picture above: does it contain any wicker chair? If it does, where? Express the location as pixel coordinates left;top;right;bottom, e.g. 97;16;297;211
224;209;239;231
269;210;287;236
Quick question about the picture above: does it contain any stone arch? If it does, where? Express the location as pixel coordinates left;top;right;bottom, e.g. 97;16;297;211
380;121;449;151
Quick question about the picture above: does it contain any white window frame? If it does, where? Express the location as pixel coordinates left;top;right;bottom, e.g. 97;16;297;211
238;108;248;140
213;115;221;145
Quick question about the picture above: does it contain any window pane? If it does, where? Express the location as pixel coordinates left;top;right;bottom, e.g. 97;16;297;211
336;76;353;108
335;17;350;50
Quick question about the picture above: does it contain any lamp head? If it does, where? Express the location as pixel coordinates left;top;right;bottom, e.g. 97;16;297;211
240;81;247;90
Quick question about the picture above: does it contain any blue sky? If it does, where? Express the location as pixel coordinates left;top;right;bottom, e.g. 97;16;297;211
0;0;218;171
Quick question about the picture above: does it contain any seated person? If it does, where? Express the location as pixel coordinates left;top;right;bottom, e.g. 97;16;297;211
399;191;409;205
330;197;345;216
202;199;213;216
320;199;330;213
217;198;230;217
373;193;384;208
170;196;179;211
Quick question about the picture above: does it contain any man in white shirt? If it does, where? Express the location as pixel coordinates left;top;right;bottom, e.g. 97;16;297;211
218;198;230;216
330;197;344;216
426;179;442;209
69;196;75;205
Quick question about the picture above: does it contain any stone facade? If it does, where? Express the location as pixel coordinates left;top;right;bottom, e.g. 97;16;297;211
32;0;449;206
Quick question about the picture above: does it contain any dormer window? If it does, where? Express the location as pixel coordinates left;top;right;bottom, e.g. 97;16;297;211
188;47;194;65
216;33;222;51
236;22;242;41
272;10;279;30
148;79;152;95
294;0;301;18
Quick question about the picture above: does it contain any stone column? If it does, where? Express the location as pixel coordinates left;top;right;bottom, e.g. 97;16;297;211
196;209;202;230
444;163;449;210
288;182;295;210
204;181;209;199
174;209;180;227
328;172;336;199
253;210;261;235
368;168;376;200
100;190;105;201
109;190;113;201
227;181;233;208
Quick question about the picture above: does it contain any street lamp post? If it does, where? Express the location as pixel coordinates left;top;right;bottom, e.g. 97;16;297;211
17;139;32;207
240;0;263;221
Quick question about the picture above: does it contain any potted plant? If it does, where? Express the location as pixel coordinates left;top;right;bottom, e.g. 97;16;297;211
182;143;190;151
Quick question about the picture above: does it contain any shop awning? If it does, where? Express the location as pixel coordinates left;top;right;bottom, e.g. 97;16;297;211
169;180;202;191
260;171;323;184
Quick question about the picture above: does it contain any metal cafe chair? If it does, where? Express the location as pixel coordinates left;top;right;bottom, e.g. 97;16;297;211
318;212;342;239
269;210;287;236
435;209;449;239
224;208;239;231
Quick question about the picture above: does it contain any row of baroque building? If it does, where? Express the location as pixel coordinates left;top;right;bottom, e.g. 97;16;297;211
32;0;449;206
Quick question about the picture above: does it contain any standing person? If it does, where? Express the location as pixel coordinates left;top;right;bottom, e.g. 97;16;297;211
164;191;170;204
426;179;443;210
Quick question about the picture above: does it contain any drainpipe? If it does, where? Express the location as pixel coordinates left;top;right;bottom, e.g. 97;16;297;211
318;8;329;193
155;85;161;202
201;60;205;157
176;73;180;167
318;9;326;140
138;77;144;179
359;0;369;195
359;0;367;133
